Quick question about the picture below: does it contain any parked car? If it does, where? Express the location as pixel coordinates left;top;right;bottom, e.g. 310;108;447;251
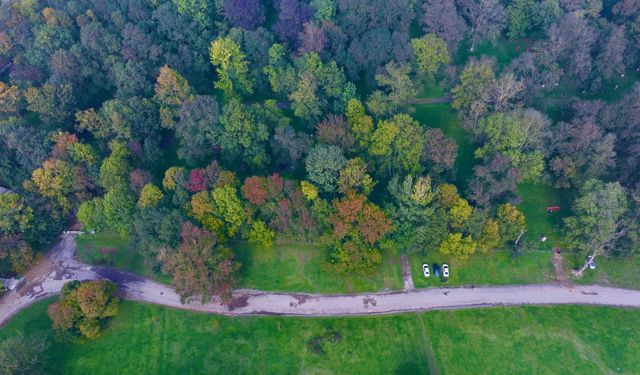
422;263;430;277
442;264;450;278
587;256;596;270
432;263;440;277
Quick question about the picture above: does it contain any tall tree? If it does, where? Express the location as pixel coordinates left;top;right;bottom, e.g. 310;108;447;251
176;95;220;165
210;37;253;97
224;0;265;30
305;144;347;193
24;83;75;127
564;180;635;277
154;65;193;129
48;280;119;339
368;114;425;176
410;34;450;81
328;193;392;275
457;0;506;51
475;109;550;181
422;0;468;52
369;61;417;116
468;153;522;207
158;222;238;303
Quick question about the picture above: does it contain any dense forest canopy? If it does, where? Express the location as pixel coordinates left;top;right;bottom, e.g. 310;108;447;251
1;0;639;298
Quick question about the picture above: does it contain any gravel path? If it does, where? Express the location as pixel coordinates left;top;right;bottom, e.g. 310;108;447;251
2;235;640;326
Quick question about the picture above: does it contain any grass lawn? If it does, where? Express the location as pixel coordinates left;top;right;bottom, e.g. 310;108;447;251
517;182;572;251
545;68;640;103
3;299;640;374
456;36;529;69
416;83;447;99
234;242;402;293
410;250;554;288
413;103;477;190
76;233;171;284
567;254;640;291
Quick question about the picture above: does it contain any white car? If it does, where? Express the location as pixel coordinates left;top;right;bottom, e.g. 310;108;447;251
587;256;596;270
442;264;450;278
422;263;430;277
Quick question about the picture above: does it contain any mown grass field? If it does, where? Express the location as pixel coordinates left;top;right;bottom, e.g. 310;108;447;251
517;182;571;251
410;250;554;288
234;242;402;293
569;255;640;290
77;236;402;293
2;299;639;374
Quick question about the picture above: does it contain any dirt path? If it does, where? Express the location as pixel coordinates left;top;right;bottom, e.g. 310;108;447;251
3;236;640;326
401;255;414;291
552;251;571;286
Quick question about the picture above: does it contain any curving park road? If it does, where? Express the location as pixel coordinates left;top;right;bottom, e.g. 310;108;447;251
2;234;640;327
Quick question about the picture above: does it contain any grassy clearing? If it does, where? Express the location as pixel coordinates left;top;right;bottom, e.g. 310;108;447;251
456;37;529;69
413;103;477;190
567;254;640;291
76;233;171;283
546;68;640;103
517;182;572;251
77;235;402;293
410;250;554;288
3;299;640;374
416;83;447;99
234;241;402;293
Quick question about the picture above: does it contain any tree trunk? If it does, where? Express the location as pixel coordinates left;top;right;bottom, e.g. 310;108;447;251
469;28;477;52
572;251;599;278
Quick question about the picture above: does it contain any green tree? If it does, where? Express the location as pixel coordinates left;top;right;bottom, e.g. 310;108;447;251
385;175;443;253
475;110;549;181
0;333;47;375
451;58;495;112
48;280;119;339
369;114;425;176
138;183;164;208
172;0;214;28
26;159;83;216
99;141;132;191
371;61;417;116
337;158;375;195
218;100;270;168
346;99;374;149
0;82;20;116
24;83;75;126
496;203;526;244
310;0;336;20
212;185;246;238
305;145;347;193
103;187;136;237
449;197;473;229
154;65;193;129
564;180;633;277
248;220;276;249
210;37;253;98
439;232;477;260
289;73;321;119
0;193;33;235
411;34;450;80
77;198;105;233
300;181;319;201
